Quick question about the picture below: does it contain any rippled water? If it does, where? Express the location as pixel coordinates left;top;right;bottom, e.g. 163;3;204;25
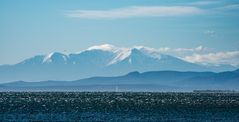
0;92;239;121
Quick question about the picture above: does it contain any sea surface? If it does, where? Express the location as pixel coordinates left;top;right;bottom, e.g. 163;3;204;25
0;92;239;121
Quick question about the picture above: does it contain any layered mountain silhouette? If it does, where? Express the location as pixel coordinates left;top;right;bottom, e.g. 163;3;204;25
0;44;236;82
1;69;238;91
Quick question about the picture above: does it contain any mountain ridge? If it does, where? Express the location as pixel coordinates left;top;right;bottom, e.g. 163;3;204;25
0;44;237;82
1;69;238;91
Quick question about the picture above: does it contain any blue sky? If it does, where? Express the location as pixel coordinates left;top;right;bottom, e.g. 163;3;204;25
0;0;239;65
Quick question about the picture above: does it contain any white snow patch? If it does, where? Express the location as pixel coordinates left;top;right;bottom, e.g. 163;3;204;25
42;52;68;64
43;52;55;63
87;44;119;52
128;58;132;64
108;46;162;65
133;46;162;59
108;48;131;65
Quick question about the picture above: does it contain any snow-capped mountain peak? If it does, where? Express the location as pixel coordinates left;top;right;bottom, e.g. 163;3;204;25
86;44;119;53
3;44;237;81
132;46;162;59
108;46;162;65
42;52;68;64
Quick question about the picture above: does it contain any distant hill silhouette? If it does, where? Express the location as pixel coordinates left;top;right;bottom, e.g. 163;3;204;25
1;69;238;91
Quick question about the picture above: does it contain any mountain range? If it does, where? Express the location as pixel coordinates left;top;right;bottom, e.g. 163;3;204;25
0;44;237;82
1;69;238;91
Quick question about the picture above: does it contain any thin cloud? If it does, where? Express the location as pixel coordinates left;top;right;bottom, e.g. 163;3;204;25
157;46;210;60
215;4;239;10
159;46;208;53
183;51;239;66
189;1;221;6
65;6;205;19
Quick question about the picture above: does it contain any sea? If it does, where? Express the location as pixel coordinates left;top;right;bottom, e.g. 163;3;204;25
0;92;239;121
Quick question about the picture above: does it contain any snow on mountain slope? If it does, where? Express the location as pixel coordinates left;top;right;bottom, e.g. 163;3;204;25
16;44;237;70
108;46;161;65
86;44;119;53
69;49;117;67
107;47;207;73
42;52;69;64
0;44;237;82
18;52;69;65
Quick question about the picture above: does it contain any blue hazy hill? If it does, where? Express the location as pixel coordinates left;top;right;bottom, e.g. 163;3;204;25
1;69;238;91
